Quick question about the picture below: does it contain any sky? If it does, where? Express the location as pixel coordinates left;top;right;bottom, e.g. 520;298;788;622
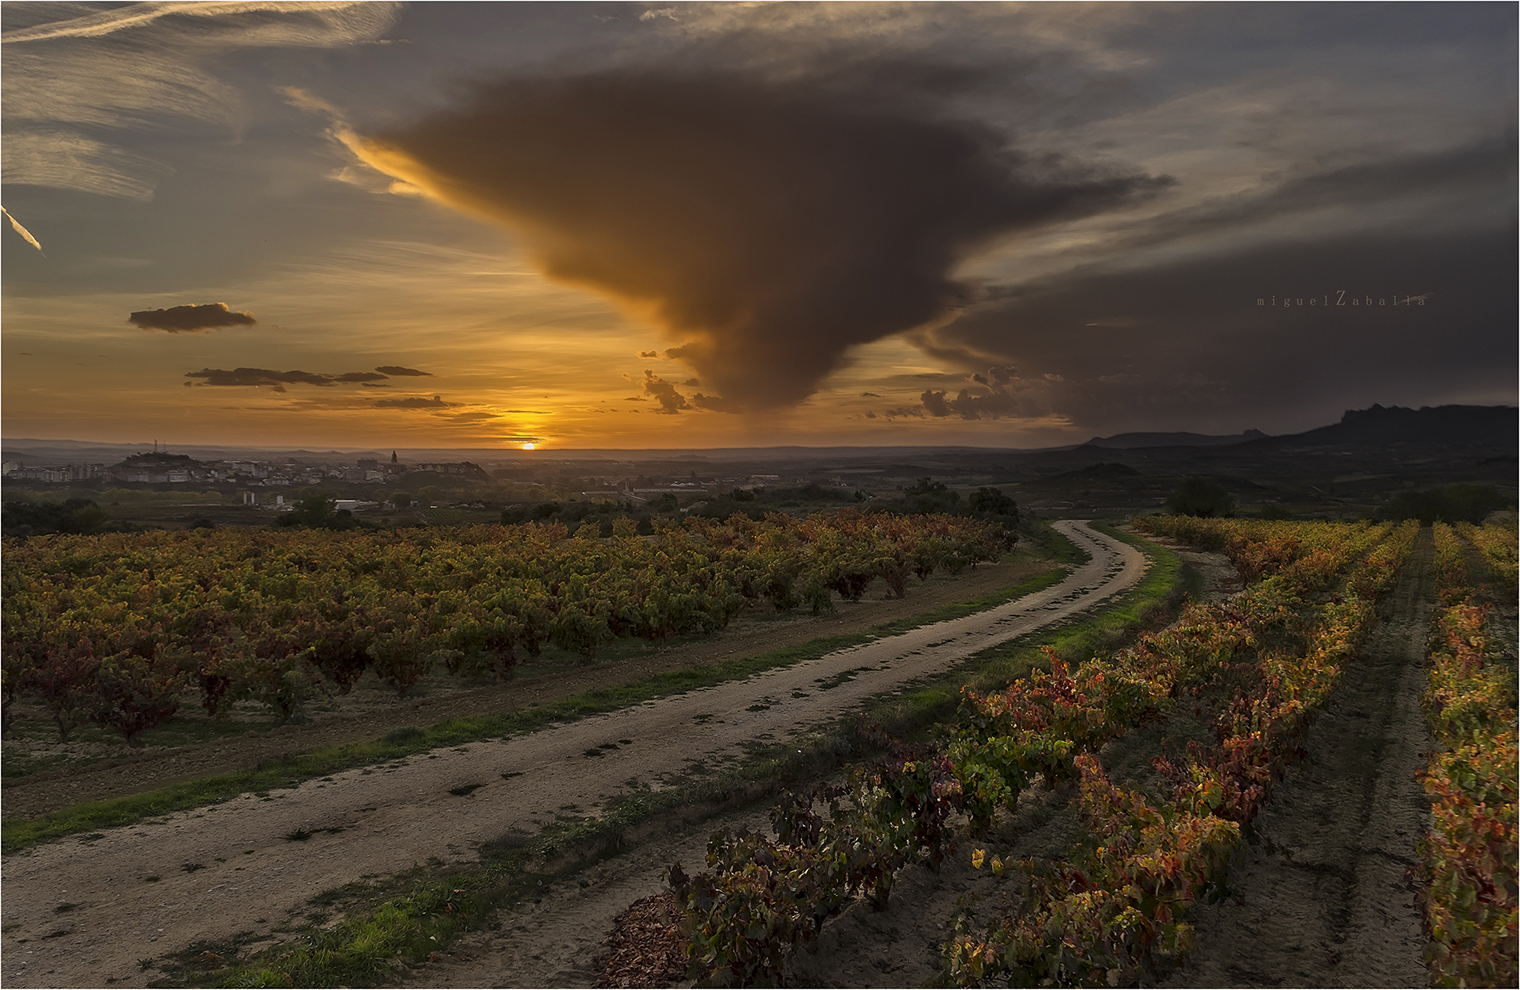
2;1;1515;451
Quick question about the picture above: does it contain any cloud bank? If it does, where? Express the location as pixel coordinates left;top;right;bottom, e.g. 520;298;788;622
351;69;1170;411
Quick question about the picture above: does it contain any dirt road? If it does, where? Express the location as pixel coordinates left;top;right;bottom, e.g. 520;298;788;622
0;520;1145;989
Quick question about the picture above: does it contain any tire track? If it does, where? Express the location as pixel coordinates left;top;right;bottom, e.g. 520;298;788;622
0;520;1145;989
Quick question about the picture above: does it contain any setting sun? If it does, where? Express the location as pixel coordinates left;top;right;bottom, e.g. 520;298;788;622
522;442;535;450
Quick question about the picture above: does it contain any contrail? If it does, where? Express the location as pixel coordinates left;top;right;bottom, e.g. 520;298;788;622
0;1;372;44
1;206;44;253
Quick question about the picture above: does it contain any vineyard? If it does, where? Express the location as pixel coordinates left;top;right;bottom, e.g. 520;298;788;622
661;517;1518;986
1;511;1007;747
1422;522;1518;986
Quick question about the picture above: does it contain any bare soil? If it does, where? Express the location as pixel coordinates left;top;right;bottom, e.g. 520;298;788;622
0;522;1146;989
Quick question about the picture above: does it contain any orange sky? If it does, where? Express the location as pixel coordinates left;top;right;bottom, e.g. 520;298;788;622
3;3;1513;450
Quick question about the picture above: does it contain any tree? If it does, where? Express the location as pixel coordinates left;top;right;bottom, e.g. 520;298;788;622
902;477;960;514
391;491;412;508
1166;477;1234;518
1380;483;1508;524
968;487;1018;519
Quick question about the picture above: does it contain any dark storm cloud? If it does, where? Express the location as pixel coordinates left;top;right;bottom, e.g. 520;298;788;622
185;367;391;389
916;366;1048;421
130;302;256;333
1103;135;1517;258
360;69;1170;410
374;394;460;409
914;221;1518;434
642;371;690;415
374;365;433;377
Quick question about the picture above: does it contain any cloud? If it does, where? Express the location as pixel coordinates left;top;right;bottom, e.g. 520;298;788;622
349;68;1170;411
915;221;1518;433
2;2;399;200
1;205;43;251
916;365;1049;421
374;394;460;409
129;302;257;333
374;365;432;376
642;370;691;414
185;366;390;389
639;350;659;358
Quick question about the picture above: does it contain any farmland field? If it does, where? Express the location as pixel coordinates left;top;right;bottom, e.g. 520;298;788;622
2;517;1514;988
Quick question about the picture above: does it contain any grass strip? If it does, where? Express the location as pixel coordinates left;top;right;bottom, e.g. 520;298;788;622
2;569;1069;854
863;521;1189;739
147;525;1184;989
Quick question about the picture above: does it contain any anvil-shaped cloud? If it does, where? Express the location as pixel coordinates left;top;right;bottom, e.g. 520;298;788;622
349;70;1170;411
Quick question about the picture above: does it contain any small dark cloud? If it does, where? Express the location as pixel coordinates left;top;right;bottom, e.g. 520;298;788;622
185;368;345;388
375;365;433;376
639;350;659;358
333;371;390;383
360;382;390;388
643;370;691;414
682;378;701;387
130;302;256;333
374;394;460;409
917;365;1045;421
860;392;881;398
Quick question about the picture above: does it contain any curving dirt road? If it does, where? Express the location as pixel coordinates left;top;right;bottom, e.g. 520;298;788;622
0;520;1146;989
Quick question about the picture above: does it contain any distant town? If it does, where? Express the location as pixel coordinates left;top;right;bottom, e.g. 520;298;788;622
0;446;801;514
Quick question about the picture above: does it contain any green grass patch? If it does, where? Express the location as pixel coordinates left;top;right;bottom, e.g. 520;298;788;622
3;568;1067;855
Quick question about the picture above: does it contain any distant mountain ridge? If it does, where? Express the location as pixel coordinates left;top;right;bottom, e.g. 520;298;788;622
1262;403;1517;448
1083;429;1269;449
